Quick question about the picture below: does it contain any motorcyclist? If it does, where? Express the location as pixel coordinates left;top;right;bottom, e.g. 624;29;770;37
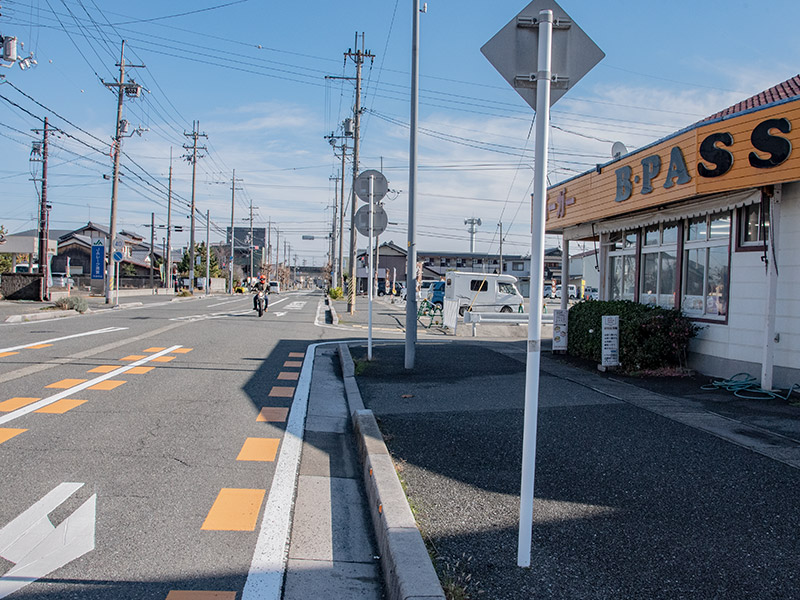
252;276;268;311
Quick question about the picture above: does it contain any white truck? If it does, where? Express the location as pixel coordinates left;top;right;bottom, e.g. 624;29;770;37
444;271;524;316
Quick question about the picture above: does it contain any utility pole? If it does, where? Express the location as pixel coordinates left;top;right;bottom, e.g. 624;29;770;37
32;118;50;300
205;209;210;297
267;218;272;280
183;120;207;292
102;40;144;304
465;217;482;253
345;34;375;313
248;195;254;280
338;150;346;290
149;211;155;291
166;149;173;291
329;175;339;286
498;221;503;274
229;170;242;293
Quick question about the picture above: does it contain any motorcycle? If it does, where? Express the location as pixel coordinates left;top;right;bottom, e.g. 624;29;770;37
255;290;266;317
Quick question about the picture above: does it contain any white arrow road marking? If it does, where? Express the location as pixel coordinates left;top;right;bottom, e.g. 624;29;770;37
0;483;96;599
0;327;129;354
285;302;306;310
0;345;182;426
273;312;287;317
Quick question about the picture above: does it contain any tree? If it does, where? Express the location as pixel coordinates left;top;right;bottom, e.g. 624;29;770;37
0;225;11;274
177;243;222;278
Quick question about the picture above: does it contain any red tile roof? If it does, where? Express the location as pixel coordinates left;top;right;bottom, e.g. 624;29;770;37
700;74;800;123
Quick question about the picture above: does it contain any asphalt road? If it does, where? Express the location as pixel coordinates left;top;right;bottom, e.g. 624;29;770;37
0;291;336;599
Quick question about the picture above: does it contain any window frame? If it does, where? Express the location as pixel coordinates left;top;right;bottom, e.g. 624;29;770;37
680;211;731;324
639;221;680;309
735;196;769;252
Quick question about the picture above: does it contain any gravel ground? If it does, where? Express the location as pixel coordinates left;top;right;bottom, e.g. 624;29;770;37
356;342;800;600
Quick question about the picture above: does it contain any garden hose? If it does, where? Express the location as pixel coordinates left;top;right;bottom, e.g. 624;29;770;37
701;372;800;401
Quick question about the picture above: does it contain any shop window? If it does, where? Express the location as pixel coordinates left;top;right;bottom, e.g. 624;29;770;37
682;212;730;320
640;222;678;308
605;230;637;301
512;262;524;271
737;200;769;249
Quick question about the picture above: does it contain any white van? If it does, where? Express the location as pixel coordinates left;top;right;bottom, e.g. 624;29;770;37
444;272;524;316
268;280;280;294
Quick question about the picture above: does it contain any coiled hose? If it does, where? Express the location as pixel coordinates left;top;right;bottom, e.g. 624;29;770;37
701;372;800;401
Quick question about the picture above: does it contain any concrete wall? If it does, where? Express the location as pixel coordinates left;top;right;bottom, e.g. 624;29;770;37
0;273;43;300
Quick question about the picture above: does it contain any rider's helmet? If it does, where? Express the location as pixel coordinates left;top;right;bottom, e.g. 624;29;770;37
259;275;266;283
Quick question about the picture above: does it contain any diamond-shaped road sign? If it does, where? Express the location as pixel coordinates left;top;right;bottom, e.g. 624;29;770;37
481;0;604;110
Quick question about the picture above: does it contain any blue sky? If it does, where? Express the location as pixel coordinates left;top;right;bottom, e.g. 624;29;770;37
1;0;799;265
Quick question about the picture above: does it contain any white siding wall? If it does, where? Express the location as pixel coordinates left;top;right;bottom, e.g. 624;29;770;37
690;183;799;377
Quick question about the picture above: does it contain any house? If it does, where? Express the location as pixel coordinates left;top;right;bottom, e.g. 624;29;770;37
545;74;800;388
0;228;69;272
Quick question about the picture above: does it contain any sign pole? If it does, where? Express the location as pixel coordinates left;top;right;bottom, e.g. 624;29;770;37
518;8;553;568
368;174;374;360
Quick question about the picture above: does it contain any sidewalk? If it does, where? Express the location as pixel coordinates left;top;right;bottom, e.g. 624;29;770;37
347;340;800;599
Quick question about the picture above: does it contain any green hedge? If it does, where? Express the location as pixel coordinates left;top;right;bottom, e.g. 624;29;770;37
328;286;343;300
567;300;699;370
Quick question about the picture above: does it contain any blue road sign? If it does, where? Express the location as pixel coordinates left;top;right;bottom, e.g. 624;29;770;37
112;251;124;263
91;242;105;279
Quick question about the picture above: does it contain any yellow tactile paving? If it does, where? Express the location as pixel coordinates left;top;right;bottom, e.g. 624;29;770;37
269;386;295;398
0;397;41;412
0;351;19;358
26;343;53;350
121;355;147;361
144;347;167;352
35;399;87;414
46;378;87;389
256;407;289;422
165;592;237;600
172;348;193;354
151;356;176;363
201;488;266;531
277;371;299;381
127;366;155;374
236;437;280;462
88;365;120;374
0;428;27;445
288;352;304;358
88;380;126;391
283;360;303;368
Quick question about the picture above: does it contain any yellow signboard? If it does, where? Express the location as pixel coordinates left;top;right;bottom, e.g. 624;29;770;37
546;99;800;232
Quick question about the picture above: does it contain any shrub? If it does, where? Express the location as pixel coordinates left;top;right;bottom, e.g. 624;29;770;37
54;296;89;313
567;300;699;371
328;286;343;300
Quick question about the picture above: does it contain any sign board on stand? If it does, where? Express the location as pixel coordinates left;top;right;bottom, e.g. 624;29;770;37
91;240;105;280
552;308;568;351
601;315;620;367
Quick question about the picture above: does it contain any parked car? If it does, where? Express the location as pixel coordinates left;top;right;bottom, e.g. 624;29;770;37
543;283;553;298
426;281;445;308
555;284;577;299
417;280;434;301
584;286;599;300
444;271;524;316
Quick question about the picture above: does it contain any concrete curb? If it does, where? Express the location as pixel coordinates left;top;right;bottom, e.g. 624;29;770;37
4;310;80;323
338;343;445;600
328;297;339;325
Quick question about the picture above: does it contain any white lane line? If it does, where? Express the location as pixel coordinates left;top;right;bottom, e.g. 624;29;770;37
242;342;316;600
0;345;182;426
207;298;249;308
0;327;129;354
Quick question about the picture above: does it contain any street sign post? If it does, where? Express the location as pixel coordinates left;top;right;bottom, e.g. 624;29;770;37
355;169;388;202
482;0;603;568
355;204;388;237
91;240;104;280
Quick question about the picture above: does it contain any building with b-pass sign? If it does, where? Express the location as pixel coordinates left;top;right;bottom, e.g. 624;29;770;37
545;75;800;389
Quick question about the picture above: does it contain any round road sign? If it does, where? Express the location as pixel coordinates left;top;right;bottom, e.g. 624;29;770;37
355;204;388;237
355;169;388;202
112;251;124;262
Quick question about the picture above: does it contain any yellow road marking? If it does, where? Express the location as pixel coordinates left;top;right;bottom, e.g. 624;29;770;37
256;407;289;422
46;378;88;389
283;360;302;368
201;488;266;531
0;428;26;445
0;397;41;412
277;371;299;381
127;366;155;374
166;592;237;600
0;351;19;358
288;352;304;358
25;343;53;350
151;356;176;363
88;380;126;391
269;386;295;398
88;365;119;374
144;347;167;352
122;355;147;361
172;348;193;354
35;399;87;414
236;438;280;461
